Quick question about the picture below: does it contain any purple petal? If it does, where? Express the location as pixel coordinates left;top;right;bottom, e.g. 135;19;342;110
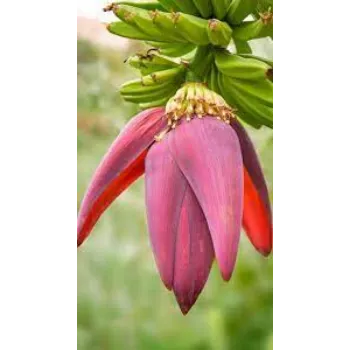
145;139;188;290
168;117;243;281
78;107;166;246
173;185;214;315
145;138;214;314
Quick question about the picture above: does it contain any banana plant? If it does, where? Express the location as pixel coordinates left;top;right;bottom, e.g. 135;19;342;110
79;0;273;315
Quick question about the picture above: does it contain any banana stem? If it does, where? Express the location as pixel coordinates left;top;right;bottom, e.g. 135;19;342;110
185;70;202;83
234;40;252;54
188;46;214;80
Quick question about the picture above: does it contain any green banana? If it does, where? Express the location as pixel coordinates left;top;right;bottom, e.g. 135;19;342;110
217;72;262;128
238;54;273;67
141;67;184;85
232;19;273;41
210;0;231;20
139;95;173;109
215;51;270;80
203;66;211;86
127;53;180;75
121;68;184;93
172;12;210;45
157;0;181;11
220;73;272;127
149;10;188;43
122;92;170;104
207;20;233;47
158;0;200;15
207;64;221;94
113;5;177;42
123;84;176;103
192;0;213;18
111;0;166;11
147;41;196;57
173;0;200;15
122;70;181;105
234;40;252;54
170;13;231;46
230;78;273;106
120;77;174;95
107;21;153;41
219;73;265;128
225;0;258;26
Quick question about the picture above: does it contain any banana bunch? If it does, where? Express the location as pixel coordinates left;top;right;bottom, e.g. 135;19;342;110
106;4;232;47
120;61;186;109
204;50;273;128
105;0;273;128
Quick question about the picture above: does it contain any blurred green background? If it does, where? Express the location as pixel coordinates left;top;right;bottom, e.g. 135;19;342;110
77;25;273;350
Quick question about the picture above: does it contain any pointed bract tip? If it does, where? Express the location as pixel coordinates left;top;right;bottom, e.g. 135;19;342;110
175;295;196;315
77;238;82;248
220;268;233;282
258;247;272;257
163;280;173;291
179;305;191;315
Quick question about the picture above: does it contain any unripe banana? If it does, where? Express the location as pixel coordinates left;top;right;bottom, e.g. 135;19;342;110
231;78;273;106
149;10;188;42
157;0;181;12
120;73;181;105
218;73;264;128
109;0;166;11
127;53;180;75
147;41;196;57
207;20;233;47
113;5;177;42
225;0;258;26
171;12;210;45
234;40;252;54
121;67;184;94
203;67;211;86
207;64;221;94
139;95;173;109
219;73;272;127
173;0;200;15
192;0;213;18
120;77;173;95
232;18;273;41
238;54;273;67
215;50;270;80
171;13;232;46
122;84;175;103
107;21;152;41
141;67;184;85
210;0;231;20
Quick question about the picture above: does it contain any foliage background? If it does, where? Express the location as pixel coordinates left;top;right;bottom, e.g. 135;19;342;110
77;21;273;350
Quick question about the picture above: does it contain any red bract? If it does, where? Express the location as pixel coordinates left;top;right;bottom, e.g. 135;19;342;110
77;101;272;314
